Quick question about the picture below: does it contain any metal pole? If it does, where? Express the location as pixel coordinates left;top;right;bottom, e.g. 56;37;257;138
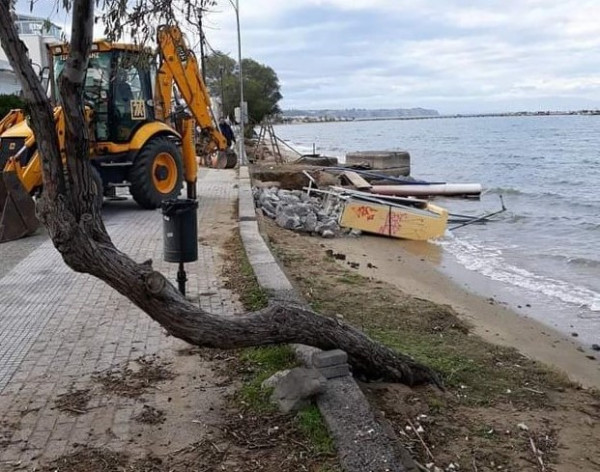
177;262;187;296
234;0;246;165
219;66;225;117
198;8;206;82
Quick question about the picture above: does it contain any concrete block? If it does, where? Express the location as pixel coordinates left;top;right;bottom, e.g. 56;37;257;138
251;262;294;292
261;369;291;389
345;151;410;170
270;367;327;414
239;166;250;179
318;363;350;379
312;349;348;368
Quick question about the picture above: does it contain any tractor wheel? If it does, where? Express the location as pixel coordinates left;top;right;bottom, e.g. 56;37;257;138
90;165;104;209
129;137;183;209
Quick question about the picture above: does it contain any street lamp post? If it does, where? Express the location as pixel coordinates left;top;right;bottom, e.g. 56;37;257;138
230;0;246;165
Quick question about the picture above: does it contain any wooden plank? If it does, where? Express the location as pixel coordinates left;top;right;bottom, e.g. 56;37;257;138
329;186;429;208
341;171;372;190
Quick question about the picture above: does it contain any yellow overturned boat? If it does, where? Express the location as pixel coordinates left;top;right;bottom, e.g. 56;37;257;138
335;188;448;241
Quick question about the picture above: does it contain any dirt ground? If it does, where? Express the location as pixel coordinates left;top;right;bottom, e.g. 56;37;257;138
320;234;600;389
261;217;600;472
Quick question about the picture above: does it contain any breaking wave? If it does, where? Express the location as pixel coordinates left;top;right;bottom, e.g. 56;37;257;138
541;254;600;270
440;234;600;312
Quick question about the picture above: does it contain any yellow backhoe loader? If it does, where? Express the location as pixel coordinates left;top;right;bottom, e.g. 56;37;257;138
0;25;231;243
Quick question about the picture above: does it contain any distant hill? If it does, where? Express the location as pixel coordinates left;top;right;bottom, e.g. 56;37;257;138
281;107;439;121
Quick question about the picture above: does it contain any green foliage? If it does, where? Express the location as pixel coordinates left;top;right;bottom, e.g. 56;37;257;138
235;347;335;457
236;345;299;412
241;58;282;122
0;94;24;119
204;52;282;126
295;405;335;455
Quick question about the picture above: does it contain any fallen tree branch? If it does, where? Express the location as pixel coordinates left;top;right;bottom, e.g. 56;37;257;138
0;0;442;389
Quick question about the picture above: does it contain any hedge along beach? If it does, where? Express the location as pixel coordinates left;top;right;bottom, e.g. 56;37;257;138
274;114;600;388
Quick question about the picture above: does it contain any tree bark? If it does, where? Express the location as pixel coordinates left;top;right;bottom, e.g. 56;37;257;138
0;0;441;388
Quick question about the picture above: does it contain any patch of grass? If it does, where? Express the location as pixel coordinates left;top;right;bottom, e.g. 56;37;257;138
222;230;269;311
370;327;568;407
336;274;362;285
274;233;571;408
425;395;447;414
240;345;299;375
233;346;336;459
236;345;299;412
220;221;339;469
295;405;335;455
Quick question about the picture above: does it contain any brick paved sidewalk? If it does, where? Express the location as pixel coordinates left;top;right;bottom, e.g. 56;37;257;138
0;169;239;469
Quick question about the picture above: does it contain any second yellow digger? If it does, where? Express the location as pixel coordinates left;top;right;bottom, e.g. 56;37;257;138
0;25;230;243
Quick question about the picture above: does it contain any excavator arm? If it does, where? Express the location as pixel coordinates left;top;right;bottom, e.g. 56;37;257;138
0;109;25;137
155;25;229;189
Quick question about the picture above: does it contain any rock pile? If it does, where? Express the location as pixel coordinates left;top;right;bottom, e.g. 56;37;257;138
253;187;343;238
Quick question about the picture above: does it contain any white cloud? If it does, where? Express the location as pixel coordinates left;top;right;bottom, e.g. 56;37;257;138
14;0;600;112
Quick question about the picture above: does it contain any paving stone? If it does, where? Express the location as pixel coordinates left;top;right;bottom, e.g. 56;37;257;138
0;169;239;467
312;349;348;368
317;363;350;379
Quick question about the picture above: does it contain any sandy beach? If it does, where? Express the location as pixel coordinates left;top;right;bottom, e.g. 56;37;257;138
317;233;600;388
261;215;600;471
251;140;600;389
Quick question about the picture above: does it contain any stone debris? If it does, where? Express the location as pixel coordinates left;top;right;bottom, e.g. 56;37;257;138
312;349;348;368
261;369;291;389
254;187;343;237
313;349;350;379
270;367;327;414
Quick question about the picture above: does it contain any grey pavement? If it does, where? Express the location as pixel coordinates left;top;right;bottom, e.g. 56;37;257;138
0;169;239;468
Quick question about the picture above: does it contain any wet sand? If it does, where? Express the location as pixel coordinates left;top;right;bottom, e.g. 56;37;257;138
320;234;600;389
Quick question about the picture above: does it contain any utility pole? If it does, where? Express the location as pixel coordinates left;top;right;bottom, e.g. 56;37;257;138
219;66;225;118
232;0;246;165
197;7;206;82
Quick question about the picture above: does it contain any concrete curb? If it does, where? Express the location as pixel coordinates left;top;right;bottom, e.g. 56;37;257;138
237;166;415;472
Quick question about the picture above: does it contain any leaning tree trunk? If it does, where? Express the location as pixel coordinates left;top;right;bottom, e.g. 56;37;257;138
0;0;441;387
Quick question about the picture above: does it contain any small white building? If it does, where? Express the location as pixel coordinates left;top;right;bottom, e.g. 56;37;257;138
0;14;62;95
0;60;20;95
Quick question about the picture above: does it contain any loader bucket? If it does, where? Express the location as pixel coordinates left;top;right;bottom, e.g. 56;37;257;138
0;170;39;242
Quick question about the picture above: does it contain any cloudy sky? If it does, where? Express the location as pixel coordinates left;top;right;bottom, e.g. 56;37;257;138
17;0;600;113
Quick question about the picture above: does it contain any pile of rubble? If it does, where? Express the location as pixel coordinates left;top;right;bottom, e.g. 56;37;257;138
253;187;343;238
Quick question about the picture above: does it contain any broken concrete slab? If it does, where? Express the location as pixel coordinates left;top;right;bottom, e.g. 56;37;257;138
261;369;291;389
270;367;327;414
255;186;343;237
346;151;411;172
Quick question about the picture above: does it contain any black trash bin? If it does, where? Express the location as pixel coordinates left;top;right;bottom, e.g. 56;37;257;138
161;198;199;263
161;199;198;295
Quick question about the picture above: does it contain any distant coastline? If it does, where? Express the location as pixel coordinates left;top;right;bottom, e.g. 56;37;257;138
277;108;600;124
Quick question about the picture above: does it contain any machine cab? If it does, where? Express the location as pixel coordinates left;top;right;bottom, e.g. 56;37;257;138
49;43;155;144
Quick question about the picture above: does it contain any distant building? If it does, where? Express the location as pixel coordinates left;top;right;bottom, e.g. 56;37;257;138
0;59;19;95
0;14;62;95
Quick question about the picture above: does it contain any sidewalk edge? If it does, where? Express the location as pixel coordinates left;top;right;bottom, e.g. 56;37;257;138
237;166;414;472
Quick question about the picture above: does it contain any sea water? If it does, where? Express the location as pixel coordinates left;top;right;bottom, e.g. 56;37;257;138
274;116;600;346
